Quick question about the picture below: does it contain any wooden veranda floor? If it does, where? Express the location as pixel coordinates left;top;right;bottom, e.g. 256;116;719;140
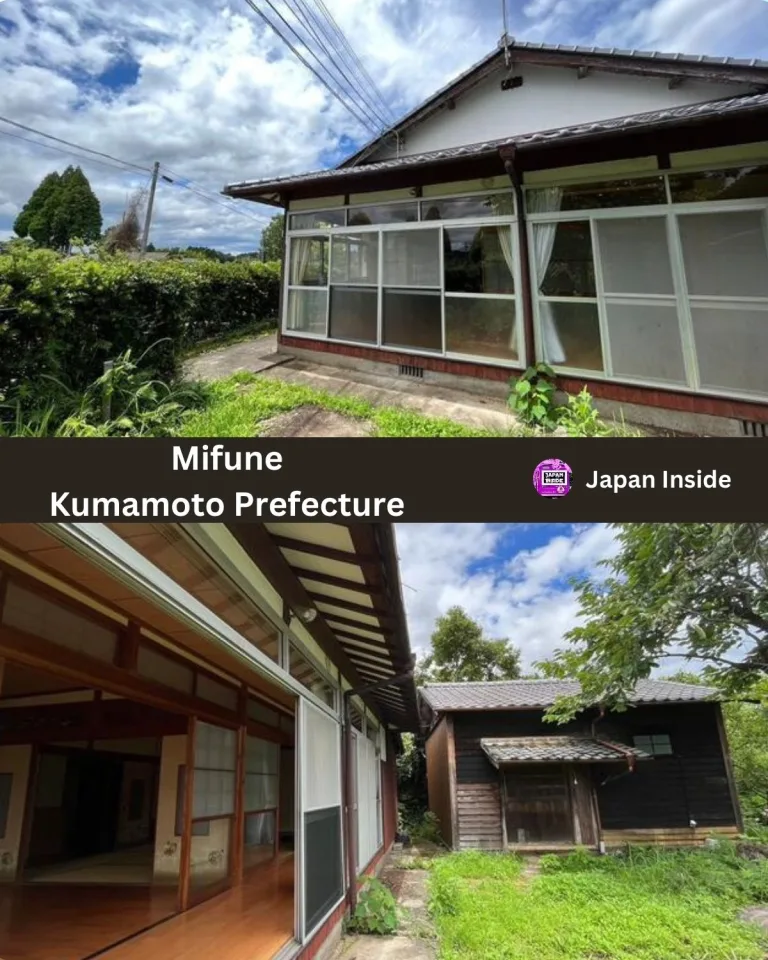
0;853;295;960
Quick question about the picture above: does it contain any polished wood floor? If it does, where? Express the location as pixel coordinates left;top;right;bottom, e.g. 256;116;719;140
0;884;178;960
0;854;294;960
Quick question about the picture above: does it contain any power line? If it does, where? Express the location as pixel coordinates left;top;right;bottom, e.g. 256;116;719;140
240;0;383;135
0;128;152;177
307;0;396;125
0;115;152;175
159;166;270;222
285;0;394;131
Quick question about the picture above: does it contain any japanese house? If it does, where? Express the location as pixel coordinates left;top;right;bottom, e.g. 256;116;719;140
419;679;742;851
225;40;768;436
0;522;418;960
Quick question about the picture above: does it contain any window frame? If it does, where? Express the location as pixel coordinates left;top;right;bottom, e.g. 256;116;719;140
632;733;674;757
525;171;768;401
283;188;523;368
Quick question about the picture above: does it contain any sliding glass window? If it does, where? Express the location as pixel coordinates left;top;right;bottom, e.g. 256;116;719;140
287;235;329;336
284;189;519;366
526;167;768;401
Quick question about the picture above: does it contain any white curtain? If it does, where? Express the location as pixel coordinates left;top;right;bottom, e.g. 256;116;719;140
288;238;315;330
496;225;518;354
527;187;566;365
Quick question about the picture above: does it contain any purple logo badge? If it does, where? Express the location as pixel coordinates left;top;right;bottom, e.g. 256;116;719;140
533;459;572;498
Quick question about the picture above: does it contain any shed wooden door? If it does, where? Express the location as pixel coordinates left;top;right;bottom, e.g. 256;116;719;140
503;765;573;844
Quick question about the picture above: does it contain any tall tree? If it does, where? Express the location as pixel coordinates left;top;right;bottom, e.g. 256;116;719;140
13;172;62;247
14;166;102;250
260;213;285;262
419;606;521;683
541;523;768;722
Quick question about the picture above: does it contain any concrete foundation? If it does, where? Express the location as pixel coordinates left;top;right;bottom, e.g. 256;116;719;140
278;343;748;438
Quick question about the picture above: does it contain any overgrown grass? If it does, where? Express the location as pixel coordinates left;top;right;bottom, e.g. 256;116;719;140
180;373;504;438
429;845;768;960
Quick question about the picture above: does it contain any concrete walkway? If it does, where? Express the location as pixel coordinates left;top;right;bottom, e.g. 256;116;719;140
184;334;518;434
334;845;437;960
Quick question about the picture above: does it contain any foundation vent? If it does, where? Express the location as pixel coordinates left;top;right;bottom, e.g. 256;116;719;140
741;420;768;437
398;364;424;379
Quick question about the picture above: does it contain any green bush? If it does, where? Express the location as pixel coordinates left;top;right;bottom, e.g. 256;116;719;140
408;811;444;846
0;247;280;393
346;877;398;935
0;346;209;437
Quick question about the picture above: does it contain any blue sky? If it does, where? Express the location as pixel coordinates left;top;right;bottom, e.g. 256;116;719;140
2;0;768;252
395;522;619;666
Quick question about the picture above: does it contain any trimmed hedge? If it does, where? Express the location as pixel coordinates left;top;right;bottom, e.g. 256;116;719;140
0;249;280;392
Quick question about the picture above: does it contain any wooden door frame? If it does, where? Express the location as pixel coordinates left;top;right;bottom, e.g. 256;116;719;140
501;763;576;846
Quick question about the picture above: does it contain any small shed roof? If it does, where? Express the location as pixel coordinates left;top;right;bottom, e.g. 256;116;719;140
420;678;718;713
480;735;652;765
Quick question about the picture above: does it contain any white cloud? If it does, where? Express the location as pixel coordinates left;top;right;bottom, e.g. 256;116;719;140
1;0;765;250
395;523;619;669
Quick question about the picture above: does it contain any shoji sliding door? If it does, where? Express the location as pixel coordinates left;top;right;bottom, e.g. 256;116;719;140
299;699;344;939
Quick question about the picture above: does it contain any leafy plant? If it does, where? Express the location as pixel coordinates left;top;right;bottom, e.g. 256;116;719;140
0;345;208;437
558;387;610;437
409;811;444;846
346;877;398;935
508;363;560;429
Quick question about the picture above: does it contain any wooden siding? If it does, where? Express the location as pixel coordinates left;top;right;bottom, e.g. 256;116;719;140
450;703;739;850
425;717;454;848
457;782;503;850
603;826;740;847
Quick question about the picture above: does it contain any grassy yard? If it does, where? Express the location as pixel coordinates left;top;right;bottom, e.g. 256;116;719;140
428;846;768;960
180;373;504;438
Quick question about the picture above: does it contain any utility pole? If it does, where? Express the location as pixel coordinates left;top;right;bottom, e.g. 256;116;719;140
140;161;160;256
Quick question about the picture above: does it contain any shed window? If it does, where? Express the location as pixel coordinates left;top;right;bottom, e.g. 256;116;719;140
633;734;673;756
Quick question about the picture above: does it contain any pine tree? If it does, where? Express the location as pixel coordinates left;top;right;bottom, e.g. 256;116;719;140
14;172;62;246
14;166;103;250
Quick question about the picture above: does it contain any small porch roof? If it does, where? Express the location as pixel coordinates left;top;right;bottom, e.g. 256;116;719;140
480;735;652;766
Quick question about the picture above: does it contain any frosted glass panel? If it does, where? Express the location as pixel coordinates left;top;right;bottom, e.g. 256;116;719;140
598;218;674;295
3;583;117;662
301;701;341;812
189;817;231;894
195;723;236;771
678;211;768;298
383;229;440;287
192;769;236;818
605;301;686;385
196;675;238;711
246;737;279;775
137;646;194;693
245;773;278;810
691;303;768;396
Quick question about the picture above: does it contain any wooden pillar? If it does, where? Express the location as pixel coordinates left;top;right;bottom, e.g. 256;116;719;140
715;702;744;834
501;148;536;369
178;716;197;912
343;695;358;911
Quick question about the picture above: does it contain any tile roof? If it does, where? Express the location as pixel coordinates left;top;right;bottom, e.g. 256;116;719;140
224;92;768;198
480;735;652;765
341;41;768;167
419;678;718;712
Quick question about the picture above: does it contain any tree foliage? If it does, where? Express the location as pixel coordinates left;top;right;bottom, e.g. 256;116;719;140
541;523;768;722
14;167;103;250
102;188;145;253
419;606;522;683
260;213;285;263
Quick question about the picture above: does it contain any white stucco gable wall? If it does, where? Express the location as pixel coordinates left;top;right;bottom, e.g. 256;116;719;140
368;65;751;161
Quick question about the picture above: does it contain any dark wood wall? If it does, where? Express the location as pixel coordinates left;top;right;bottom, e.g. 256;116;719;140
425;716;454;848
451;702;738;847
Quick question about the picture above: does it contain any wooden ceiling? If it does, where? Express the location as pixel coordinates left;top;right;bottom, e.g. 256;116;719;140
230;523;419;730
